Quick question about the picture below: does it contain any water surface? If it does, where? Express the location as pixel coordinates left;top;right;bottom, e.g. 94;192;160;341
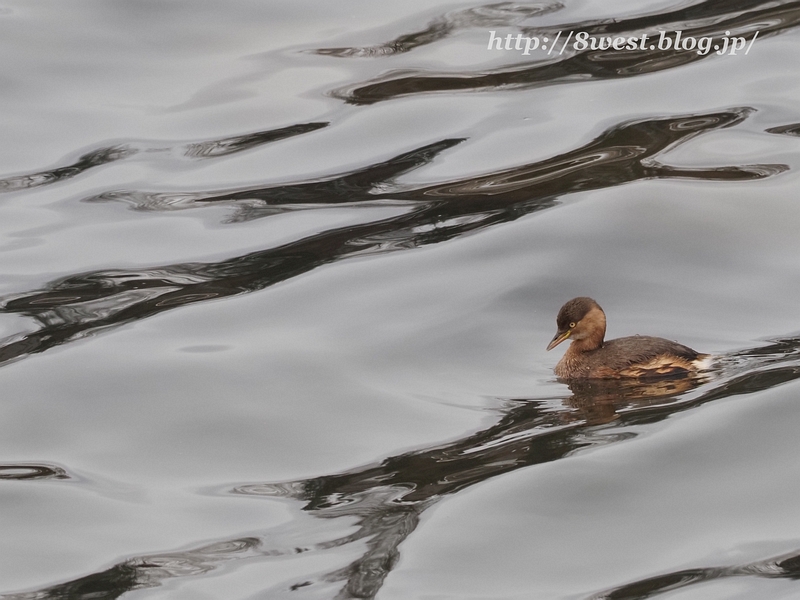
1;1;800;598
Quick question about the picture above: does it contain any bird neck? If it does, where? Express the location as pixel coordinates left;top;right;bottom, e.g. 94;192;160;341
571;306;606;352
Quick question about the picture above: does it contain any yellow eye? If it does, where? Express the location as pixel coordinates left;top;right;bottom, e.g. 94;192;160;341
569;322;576;328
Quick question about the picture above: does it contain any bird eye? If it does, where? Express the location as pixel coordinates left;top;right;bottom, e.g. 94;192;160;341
569;322;576;328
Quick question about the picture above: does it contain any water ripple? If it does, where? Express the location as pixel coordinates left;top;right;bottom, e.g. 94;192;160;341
315;2;563;57
7;334;800;599
0;108;786;370
586;544;800;599
0;122;327;194
328;0;800;104
0;464;70;481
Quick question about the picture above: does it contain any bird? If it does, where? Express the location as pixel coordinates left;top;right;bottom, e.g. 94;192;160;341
546;297;710;379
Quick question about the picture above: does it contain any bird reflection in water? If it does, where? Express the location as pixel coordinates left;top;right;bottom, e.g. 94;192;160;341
563;373;708;426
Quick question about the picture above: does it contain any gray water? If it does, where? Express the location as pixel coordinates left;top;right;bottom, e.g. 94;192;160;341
2;1;800;598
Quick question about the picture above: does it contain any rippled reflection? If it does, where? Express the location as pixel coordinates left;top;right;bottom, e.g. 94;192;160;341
587;546;800;599
0;122;327;193
0;146;135;193
327;0;799;104
315;2;561;57
88;107;783;222
767;123;800;136
0;464;70;481
6;337;799;599
2;538;262;600
183;122;328;159
87;138;464;216
0;108;786;369
0;108;784;370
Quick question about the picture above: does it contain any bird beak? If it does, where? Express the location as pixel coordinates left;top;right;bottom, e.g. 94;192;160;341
546;329;570;351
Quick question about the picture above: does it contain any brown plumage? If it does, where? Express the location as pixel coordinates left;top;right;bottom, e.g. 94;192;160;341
546;297;709;379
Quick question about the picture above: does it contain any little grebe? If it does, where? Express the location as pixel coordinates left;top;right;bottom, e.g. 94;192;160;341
547;297;709;379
